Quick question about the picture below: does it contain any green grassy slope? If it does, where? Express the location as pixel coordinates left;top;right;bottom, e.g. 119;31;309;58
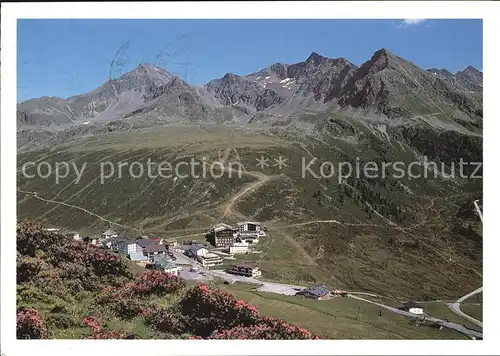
17;123;482;300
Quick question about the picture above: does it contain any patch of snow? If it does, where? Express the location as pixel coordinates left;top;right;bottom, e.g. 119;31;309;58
256;76;261;80
265;76;270;79
280;78;292;84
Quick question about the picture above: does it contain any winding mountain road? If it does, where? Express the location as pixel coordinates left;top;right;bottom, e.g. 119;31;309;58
349;294;483;339
448;287;483;328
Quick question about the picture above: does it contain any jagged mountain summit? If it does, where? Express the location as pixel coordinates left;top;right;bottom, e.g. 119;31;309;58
17;48;482;150
17;63;174;129
205;52;358;114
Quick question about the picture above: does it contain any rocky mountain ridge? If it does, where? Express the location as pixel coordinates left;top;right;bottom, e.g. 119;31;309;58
17;48;482;150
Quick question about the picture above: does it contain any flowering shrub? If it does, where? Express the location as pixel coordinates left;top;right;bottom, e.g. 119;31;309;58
208;322;319;339
17;255;44;283
133;270;185;296
16;221;317;340
46;313;75;329
58;262;96;290
95;286;142;319
17;308;49;339
83;316;101;332
179;284;259;337
17;221;65;257
51;241;98;264
246;317;319;339
91;252;128;277
142;306;187;334
52;241;129;278
208;317;318;340
83;316;136;339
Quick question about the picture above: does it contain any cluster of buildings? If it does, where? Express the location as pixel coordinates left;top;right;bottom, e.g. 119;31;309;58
47;226;429;315
58;222;271;279
207;221;266;254
185;244;224;267
181;221;267;273
72;228;182;276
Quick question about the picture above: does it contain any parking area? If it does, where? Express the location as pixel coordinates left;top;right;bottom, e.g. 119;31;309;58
256;283;303;296
209;270;305;295
170;252;305;296
179;268;213;281
171;250;198;266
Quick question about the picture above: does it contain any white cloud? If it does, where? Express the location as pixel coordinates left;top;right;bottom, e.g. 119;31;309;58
401;19;427;26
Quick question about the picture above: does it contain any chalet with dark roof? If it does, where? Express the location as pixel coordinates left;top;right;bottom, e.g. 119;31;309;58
142;244;167;257
295;285;331;300
227;263;262;278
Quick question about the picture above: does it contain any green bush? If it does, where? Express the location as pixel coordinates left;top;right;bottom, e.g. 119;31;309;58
46;313;75;329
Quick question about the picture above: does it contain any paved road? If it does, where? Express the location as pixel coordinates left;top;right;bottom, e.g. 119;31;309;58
171;251;198;266
179;269;213;282
170;251;306;295
448;287;483;328
171;249;484;339
349;294;483;339
207;270;305;295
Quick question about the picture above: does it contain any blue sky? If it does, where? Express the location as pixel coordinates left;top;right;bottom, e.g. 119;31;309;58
17;19;482;102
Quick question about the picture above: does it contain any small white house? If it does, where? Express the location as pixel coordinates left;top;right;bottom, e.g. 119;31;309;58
163;263;182;276
229;240;249;254
404;301;424;315
189;244;209;257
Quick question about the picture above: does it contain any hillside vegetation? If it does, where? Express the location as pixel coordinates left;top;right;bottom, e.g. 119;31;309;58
17;221;469;340
17;48;483;305
18;123;482;300
16;221;318;340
